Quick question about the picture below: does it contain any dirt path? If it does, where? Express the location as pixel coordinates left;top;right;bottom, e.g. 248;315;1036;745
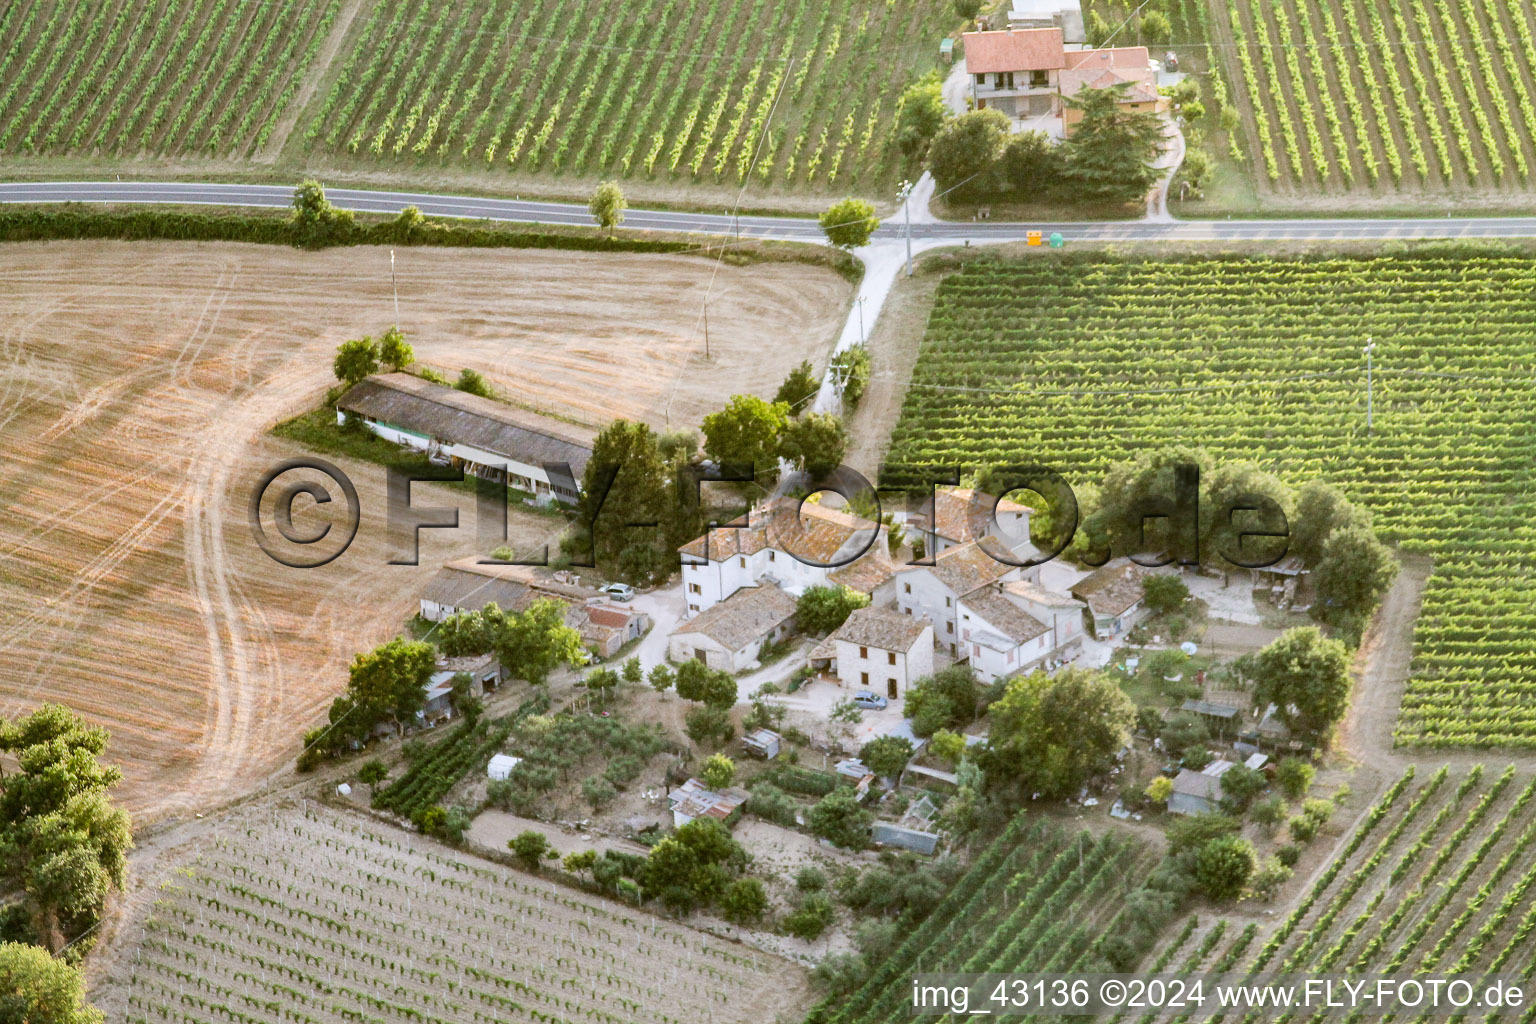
1336;552;1431;765
257;0;371;163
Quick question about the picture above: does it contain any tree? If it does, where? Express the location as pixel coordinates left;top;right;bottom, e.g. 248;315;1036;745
0;943;103;1024
1061;84;1163;204
1145;775;1174;804
953;0;983;20
720;877;768;924
929;729;967;765
807;788;873;849
893;71;949;162
998;130;1068;197
684;705;734;747
1291;481;1367;563
333;337;380;386
981;667;1136;800
1167;812;1240;854
584;667;620;707
819;197;879;250
563;849;598;875
783;893;836;940
779;412;849;478
1139;8;1171;42
0;706;132;955
1275;757;1315;799
377;326;413;372
1142;574;1190;615
1219;764;1267;812
830;345;871;408
701;753;736;790
448;672;484;727
926;108;1010;196
775;360;822;412
358;760;388;794
509;830;550;869
494;598;586;686
859;736;914;778
648;663;675;696
1312;523;1398;642
572;419;679;582
1198;461;1293;569
344;636;436;736
702;394;791;480
291;179;355;242
1249;627;1353;742
1195;835;1257;901
582;775;618;807
589;180;626;233
795;584;871;634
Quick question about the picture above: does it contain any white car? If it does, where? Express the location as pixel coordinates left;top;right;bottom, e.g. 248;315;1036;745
601;583;635;602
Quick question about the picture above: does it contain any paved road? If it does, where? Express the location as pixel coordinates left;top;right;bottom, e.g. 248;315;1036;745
9;180;1536;241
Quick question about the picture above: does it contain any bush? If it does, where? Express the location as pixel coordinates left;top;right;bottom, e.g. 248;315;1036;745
510;830;550;869
783;894;836;940
812;951;868;994
1195;835;1257;901
745;781;800;826
1289;814;1320;844
720;877;769;925
581;775;618;808
1275;757;1315;799
1167;812;1240;854
1275;844;1302;867
807;788;873;850
796;866;829;892
1143;574;1190;614
1253;795;1288;826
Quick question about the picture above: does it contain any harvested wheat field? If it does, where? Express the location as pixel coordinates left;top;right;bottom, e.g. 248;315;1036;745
0;240;848;819
96;802;813;1024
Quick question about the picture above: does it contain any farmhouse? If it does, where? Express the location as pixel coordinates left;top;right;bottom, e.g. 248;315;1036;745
907;486;1034;558
336;372;594;504
1070;561;1146;638
667;585;797;673
826;606;935;700
963;27;1168;136
895;539;1034;657
678;497;896;617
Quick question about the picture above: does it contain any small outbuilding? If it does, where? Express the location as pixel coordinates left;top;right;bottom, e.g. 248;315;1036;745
667;778;746;828
666;585;797;673
487;754;523;781
742;729;782;760
1070;562;1146;638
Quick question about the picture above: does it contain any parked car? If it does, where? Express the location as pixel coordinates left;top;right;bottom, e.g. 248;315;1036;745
601;583;635;602
852;690;888;710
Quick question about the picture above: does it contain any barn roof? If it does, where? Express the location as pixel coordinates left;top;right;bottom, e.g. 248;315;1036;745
421;567;530;612
1070;562;1145;618
669;585;796;651
337;373;594;478
678;497;883;567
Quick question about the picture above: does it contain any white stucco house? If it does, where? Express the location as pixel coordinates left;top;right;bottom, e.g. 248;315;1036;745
827;606;935;700
677;497;897;618
337;373;592;504
907;486;1034;559
894;539;1036;658
1070;561;1147;638
666;585;797;673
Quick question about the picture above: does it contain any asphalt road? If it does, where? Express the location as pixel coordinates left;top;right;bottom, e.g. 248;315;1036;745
9;180;1536;242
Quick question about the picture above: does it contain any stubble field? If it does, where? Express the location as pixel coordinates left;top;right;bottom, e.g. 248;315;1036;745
0;239;847;818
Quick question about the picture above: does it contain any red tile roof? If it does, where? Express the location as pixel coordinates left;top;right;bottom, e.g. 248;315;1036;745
1064;45;1150;69
962;28;1067;73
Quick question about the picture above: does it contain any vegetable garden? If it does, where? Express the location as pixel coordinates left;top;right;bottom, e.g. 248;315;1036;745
1142;765;1536;1021
882;251;1536;748
301;0;949;192
0;0;339;157
1220;0;1536;193
108;806;805;1024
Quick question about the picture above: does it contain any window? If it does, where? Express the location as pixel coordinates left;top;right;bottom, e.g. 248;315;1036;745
887;652;896;665
905;607;912;615
769;550;776;561
739;556;746;568
688;583;701;594
1030;69;1049;88
945;596;952;608
861;671;869;686
946;621;953;634
859;646;868;658
994;71;1014;88
975;73;985;85
689;603;700;612
904;582;911;594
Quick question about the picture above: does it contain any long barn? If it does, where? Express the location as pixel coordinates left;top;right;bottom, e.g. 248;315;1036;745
336;373;593;503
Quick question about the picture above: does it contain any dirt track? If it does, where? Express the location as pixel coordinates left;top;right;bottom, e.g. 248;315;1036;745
0;241;847;820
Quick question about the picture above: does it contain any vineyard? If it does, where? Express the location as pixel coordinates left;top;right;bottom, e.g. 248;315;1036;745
1220;0;1536;194
817;817;1161;1023
105;805;808;1024
0;0;950;197
881;251;1536;748
1140;765;1536;1021
0;0;339;158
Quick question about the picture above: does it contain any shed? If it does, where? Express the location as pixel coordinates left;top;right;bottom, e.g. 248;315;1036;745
487;754;523;781
940;37;955;62
742;729;782;760
1181;698;1242;736
872;822;940;855
667;778;746;828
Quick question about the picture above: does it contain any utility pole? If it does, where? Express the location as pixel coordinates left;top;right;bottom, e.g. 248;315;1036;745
390;249;399;327
703;305;710;360
898;179;914;277
856;296;865;343
1364;337;1375;433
